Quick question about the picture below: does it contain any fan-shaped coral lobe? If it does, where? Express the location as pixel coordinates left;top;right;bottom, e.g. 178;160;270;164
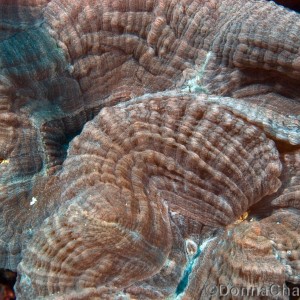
0;0;299;299
182;209;300;300
0;110;43;269
42;0;300;144
268;150;300;214
0;2;85;270
15;94;282;299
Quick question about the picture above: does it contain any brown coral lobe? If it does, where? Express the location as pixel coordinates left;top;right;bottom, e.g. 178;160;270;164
0;0;299;299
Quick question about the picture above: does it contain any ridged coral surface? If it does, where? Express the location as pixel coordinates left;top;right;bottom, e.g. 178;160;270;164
0;0;299;299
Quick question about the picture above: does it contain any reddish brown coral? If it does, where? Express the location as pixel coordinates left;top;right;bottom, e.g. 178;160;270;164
0;110;43;269
271;150;300;210
0;0;299;299
15;94;283;299
183;209;300;300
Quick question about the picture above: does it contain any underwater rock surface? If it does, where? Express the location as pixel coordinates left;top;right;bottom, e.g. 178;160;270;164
0;0;299;299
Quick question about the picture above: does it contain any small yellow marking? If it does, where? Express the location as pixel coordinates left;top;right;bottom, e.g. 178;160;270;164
0;159;9;165
234;211;249;224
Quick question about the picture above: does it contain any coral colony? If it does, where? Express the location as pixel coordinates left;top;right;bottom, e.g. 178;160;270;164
0;0;300;299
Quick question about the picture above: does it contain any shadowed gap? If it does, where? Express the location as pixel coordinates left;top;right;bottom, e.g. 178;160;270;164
267;0;300;13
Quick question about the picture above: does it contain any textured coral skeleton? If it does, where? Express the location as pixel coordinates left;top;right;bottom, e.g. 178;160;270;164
0;0;299;299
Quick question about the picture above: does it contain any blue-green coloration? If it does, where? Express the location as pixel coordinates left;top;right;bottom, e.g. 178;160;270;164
0;27;67;88
176;246;202;295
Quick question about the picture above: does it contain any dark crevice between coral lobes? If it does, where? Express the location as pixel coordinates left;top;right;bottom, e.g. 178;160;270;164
274;140;300;154
267;0;300;13
61;129;82;159
0;269;16;300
